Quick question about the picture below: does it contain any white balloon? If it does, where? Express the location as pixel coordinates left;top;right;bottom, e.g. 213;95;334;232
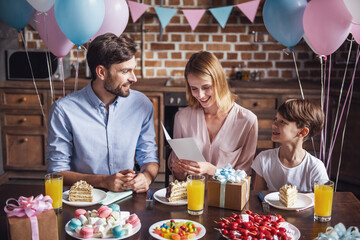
26;0;55;12
344;0;360;24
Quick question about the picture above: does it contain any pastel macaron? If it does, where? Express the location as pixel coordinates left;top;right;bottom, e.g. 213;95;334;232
75;208;87;219
80;226;94;239
112;225;126;238
68;218;82;231
97;205;112;218
109;204;120;212
126;214;140;228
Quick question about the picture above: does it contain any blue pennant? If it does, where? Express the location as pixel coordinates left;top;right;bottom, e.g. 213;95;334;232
154;7;177;29
209;6;233;29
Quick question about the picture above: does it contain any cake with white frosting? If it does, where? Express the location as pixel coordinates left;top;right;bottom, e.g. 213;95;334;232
166;180;187;202
69;180;93;202
279;184;297;207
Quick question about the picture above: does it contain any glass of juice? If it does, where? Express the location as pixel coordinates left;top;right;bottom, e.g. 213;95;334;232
45;173;63;213
187;175;205;215
314;179;334;222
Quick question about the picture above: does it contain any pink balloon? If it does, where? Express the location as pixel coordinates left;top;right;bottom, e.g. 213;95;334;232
303;0;352;55
35;6;74;57
92;0;129;40
351;24;360;45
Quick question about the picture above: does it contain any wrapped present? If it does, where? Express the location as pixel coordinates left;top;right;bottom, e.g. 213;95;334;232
208;164;251;211
4;195;59;240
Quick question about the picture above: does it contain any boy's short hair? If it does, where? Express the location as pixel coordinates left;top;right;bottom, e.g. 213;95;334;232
278;99;324;141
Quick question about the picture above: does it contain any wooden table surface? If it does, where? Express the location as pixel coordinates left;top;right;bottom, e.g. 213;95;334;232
1;183;359;239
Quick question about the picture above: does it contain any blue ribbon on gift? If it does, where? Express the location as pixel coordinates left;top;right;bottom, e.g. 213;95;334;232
212;164;249;208
316;223;360;240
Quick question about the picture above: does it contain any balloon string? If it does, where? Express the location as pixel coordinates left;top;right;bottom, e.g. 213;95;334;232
291;50;304;99
323;55;331;168
19;30;46;120
291;50;317;156
327;47;360;170
319;57;325;161
74;46;80;91
42;10;55;103
335;45;359;192
329;37;354;161
59;57;65;97
45;51;54;103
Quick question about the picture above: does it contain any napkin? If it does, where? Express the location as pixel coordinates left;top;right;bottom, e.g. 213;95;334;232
100;190;132;205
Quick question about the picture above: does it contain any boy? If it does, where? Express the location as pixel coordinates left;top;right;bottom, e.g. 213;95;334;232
251;99;328;192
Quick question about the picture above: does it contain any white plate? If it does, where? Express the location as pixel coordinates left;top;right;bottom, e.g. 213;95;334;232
65;221;141;240
264;192;313;210
63;189;107;207
149;219;206;240
153;188;187;206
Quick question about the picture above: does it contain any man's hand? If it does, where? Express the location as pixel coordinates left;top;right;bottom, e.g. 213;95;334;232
105;169;136;192
122;172;150;193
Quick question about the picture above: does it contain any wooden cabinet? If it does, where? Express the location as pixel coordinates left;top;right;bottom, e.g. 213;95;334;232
0;89;48;170
142;92;165;173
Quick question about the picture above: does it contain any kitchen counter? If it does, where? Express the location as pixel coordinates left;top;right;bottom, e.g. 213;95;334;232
0;78;323;95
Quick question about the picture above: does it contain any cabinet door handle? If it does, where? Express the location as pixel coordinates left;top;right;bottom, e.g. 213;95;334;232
19;97;27;103
20;138;29;143
253;102;258;107
19;118;27;124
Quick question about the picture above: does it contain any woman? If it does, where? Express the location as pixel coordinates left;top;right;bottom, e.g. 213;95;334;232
168;51;258;181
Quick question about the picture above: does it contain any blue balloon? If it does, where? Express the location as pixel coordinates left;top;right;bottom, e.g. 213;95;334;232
263;0;308;47
0;0;34;30
54;0;105;45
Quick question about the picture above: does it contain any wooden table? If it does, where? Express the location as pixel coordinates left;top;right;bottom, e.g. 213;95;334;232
1;183;359;239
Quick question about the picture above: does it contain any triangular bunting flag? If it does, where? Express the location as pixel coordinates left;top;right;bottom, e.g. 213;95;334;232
127;0;150;23
154;7;177;29
182;9;206;31
209;6;233;29
236;0;261;23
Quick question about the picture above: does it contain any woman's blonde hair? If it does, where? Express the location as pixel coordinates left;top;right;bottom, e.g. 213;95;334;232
184;51;235;112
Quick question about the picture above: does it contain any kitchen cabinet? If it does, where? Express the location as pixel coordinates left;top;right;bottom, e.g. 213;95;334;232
0;88;48;170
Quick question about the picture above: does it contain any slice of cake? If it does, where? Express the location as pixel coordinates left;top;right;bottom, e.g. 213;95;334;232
279;184;298;207
166;180;187;202
69;180;93;202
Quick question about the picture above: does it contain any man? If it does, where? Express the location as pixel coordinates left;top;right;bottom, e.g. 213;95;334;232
47;33;159;193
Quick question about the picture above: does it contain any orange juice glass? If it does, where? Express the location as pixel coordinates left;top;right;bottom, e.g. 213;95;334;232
187;175;205;215
314;180;334;222
45;174;63;212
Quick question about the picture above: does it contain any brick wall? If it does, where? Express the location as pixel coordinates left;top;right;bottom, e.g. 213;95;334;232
23;0;357;83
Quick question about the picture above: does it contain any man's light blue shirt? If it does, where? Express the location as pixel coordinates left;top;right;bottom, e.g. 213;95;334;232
46;82;159;175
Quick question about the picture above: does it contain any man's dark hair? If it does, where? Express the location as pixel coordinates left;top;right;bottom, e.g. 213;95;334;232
87;33;137;80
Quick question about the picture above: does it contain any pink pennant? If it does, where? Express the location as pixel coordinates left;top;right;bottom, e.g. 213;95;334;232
182;9;206;31
127;0;150;23
236;0;260;23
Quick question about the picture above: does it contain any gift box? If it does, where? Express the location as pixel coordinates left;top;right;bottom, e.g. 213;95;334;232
208;176;251;211
5;195;59;240
207;165;251;211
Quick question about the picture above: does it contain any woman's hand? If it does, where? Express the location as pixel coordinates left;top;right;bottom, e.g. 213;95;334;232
176;159;216;176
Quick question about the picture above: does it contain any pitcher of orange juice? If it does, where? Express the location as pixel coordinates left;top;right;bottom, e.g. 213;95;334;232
314;179;334;222
187;175;205;215
45;174;63;212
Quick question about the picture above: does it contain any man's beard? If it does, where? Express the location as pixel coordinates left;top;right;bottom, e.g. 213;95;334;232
104;75;131;97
